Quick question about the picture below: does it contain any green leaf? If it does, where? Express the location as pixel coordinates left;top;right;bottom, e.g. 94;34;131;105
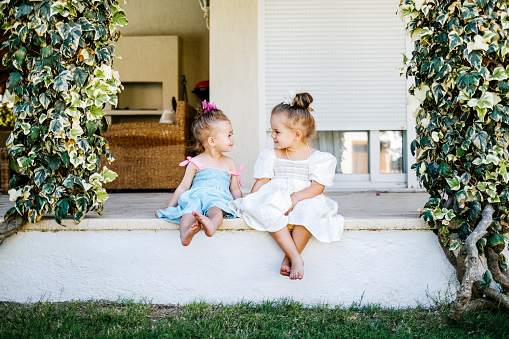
15;4;33;18
460;172;471;184
35;23;47;37
57;22;82;58
467;51;483;70
34;168;49;187
446;176;461;191
54;76;68;92
475;0;488;9
111;11;128;27
74;211;84;224
480;269;492;289
477;237;487;253
468;92;494;110
86;121;98;138
458;221;471;240
471;131;488;151
500;254;508;271
469;201;481;222
489;66;508;81
55;199;70;225
50;119;63;134
100;167;118;184
39;92;51;109
73;67;88;87
488;233;505;247
96;188;109;203
89;106;104;119
7;72;22;92
59;152;70;167
46;155;61;172
438;162;452;176
435;63;452;81
432;83;446;104
448;31;463;50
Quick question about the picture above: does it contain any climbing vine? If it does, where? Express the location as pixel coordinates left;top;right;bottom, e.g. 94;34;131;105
399;0;509;319
0;0;127;226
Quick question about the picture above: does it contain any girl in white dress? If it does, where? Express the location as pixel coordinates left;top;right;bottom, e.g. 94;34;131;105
229;92;344;280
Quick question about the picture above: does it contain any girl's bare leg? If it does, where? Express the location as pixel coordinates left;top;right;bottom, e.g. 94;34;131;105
180;213;201;246
281;225;312;276
270;227;304;280
192;207;224;237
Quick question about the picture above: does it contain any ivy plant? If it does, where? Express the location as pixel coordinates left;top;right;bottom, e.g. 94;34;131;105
399;0;509;320
0;93;14;127
0;0;127;228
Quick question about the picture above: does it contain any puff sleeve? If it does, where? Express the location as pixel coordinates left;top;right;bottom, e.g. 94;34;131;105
309;151;337;186
253;148;275;179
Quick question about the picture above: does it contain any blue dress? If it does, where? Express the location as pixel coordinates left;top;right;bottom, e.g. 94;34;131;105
156;158;240;224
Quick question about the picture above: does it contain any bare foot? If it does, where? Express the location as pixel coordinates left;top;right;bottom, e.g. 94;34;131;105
289;259;304;280
180;219;201;246
280;256;291;276
192;211;217;237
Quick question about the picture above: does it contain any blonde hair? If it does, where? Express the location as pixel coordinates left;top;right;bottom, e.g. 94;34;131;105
192;108;230;153
271;92;316;142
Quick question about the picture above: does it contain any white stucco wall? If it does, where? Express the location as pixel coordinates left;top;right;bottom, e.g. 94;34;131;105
210;0;260;188
0;227;456;307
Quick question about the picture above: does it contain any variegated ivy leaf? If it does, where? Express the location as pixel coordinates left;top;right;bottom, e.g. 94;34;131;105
95;188;109;203
468;92;494;110
69;125;84;139
498;161;509;183
419;27;433;39
449;241;460;251
446;176;461;191
8;188;23;202
448;31;462;50
69;150;85;167
100;167;118;184
502;11;509;30
486;154;499;165
489;67;508;81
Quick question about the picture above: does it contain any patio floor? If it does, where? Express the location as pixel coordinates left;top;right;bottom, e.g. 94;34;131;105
0;190;429;224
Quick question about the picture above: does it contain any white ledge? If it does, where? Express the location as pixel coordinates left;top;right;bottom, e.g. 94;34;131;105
0;192;430;232
18;216;427;232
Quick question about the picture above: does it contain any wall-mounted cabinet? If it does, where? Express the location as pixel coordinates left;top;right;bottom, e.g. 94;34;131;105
106;35;181;123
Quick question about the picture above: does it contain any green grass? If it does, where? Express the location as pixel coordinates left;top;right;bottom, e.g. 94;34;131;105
1;299;508;338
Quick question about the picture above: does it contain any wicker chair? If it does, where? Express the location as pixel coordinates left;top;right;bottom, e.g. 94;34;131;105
102;101;196;190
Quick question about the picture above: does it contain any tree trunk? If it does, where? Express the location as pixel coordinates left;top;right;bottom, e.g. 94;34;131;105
486;247;509;291
449;204;494;322
0;214;27;246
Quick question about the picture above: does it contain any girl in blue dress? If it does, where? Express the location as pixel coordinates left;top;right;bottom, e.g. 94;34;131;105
156;101;243;246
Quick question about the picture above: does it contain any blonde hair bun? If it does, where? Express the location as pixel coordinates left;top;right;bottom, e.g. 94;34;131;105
293;92;313;111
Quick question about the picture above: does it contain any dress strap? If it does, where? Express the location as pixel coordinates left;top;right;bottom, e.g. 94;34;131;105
227;163;245;186
179;156;205;171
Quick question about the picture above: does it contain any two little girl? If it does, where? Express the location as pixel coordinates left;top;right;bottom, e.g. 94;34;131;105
156;94;344;280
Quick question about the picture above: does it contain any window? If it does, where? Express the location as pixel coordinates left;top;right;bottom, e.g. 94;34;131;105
315;130;406;188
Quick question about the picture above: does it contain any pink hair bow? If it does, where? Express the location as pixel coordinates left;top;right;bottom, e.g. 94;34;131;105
202;100;218;113
227;163;245;186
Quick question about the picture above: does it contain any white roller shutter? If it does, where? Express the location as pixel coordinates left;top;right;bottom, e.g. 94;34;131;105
262;0;407;131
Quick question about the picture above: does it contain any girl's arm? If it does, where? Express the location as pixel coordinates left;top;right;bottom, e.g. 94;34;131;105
164;164;197;208
229;174;242;199
250;178;271;194
285;180;324;215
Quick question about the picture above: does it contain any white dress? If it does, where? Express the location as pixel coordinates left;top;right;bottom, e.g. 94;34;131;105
229;148;344;242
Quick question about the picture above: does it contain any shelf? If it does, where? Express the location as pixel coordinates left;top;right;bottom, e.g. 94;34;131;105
105;110;163;116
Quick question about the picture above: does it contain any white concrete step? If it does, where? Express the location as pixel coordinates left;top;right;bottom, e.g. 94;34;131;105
0;192;457;307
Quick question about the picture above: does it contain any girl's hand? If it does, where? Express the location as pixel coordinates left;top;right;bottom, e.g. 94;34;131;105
285;193;300;216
